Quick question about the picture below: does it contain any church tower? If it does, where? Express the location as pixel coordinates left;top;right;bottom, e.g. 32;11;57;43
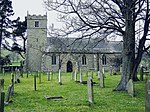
26;13;47;71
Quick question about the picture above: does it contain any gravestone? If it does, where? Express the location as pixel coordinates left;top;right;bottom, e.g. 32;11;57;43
102;67;105;75
36;71;39;77
86;71;88;77
0;79;4;91
91;71;93;78
15;68;20;83
140;66;144;81
47;72;50;81
74;70;77;82
0;91;5;112
34;72;37;91
87;77;94;105
80;69;83;83
72;71;74;80
51;71;53;80
127;79;134;97
28;71;31;75
145;80;150;112
5;84;13;104
39;71;41;83
58;69;62;85
120;66;122;73
11;74;14;96
97;71;100;80
100;73;104;88
2;68;5;79
20;66;23;77
45;96;63;100
110;66;113;76
102;67;106;78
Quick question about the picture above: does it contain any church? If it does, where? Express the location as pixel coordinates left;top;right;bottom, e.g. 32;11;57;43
26;14;123;73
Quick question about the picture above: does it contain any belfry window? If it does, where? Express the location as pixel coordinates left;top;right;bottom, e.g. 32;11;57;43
102;55;106;65
52;54;56;65
82;55;87;65
35;21;39;27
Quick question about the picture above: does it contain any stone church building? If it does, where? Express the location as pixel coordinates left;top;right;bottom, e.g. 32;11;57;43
26;14;122;72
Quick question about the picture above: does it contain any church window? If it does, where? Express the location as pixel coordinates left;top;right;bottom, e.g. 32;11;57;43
52;54;56;65
35;21;39;27
82;55;87;65
102;55;106;65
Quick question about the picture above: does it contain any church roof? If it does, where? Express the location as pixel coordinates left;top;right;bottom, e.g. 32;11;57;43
45;37;123;54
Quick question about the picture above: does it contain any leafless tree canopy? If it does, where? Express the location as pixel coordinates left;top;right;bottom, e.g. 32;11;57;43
45;0;149;46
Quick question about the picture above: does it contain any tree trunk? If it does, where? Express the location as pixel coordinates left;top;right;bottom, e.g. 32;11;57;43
115;1;135;90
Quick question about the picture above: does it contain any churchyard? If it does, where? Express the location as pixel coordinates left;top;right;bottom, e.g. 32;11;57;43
0;70;146;112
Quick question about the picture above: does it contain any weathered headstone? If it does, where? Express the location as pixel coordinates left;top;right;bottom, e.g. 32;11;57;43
86;71;88;77
15;68;20;83
72;71;74;80
140;66;144;81
102;67;105;75
97;71;100;80
29;71;31;75
5;84;13;104
11;74;14;96
45;96;63;100
36;71;39;77
120;65;122;73
2;68;5;79
11;66;13;73
74;70;77;82
91;71;93;78
80;69;83;83
51;71;53;80
47;72;50;81
34;72;37;91
0;91;5;112
39;71;41;83
0;79;4;91
145;80;150;112
110;66;113;76
127;79;134;97
100;73;104;88
20;66;23;77
26;70;29;78
87;77;94;105
58;69;62;85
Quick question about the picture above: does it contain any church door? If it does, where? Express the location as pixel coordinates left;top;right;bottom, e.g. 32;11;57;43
67;61;73;72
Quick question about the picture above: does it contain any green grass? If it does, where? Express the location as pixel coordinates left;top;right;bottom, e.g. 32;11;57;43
2;72;145;112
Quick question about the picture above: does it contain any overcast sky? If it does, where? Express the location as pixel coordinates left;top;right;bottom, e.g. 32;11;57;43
12;0;59;27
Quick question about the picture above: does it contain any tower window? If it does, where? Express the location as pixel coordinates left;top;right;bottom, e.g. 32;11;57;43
82;55;87;65
35;21;39;27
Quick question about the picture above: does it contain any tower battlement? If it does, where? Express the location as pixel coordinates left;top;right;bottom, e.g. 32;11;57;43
27;14;47;20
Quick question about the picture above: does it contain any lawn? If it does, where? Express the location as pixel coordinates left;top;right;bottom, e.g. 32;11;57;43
2;71;145;112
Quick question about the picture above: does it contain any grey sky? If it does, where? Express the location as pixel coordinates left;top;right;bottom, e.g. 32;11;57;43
12;0;59;27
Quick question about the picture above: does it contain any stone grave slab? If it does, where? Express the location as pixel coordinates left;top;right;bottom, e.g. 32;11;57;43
127;79;134;97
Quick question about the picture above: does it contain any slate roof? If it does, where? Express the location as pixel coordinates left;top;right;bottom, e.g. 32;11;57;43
45;37;123;54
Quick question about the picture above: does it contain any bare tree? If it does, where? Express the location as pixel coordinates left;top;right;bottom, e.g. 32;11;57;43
44;0;150;90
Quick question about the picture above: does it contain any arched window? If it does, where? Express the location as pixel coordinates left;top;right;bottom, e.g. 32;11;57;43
102;55;106;65
52;54;56;65
82;55;87;65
